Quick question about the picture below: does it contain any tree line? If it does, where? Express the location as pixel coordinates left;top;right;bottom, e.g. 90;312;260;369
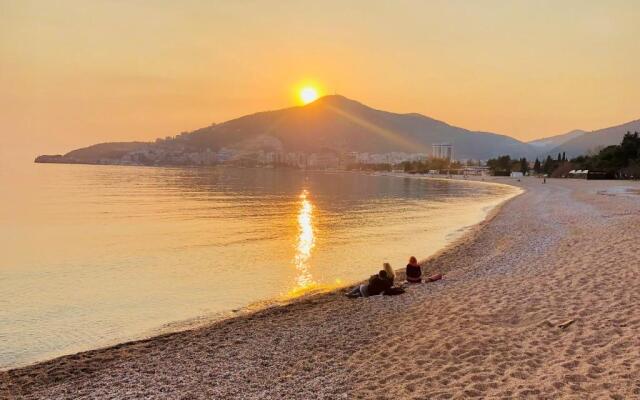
486;156;531;176
571;132;640;179
487;132;640;179
399;158;465;173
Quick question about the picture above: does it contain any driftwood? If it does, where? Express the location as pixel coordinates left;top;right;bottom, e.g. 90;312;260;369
558;319;576;329
539;318;576;329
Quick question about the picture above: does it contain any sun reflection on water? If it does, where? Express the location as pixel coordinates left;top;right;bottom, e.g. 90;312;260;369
284;189;344;299
294;190;315;288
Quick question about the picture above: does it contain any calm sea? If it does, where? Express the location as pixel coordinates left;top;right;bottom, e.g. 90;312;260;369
0;163;519;369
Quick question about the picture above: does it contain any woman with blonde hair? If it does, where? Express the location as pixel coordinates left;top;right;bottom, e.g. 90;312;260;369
383;262;395;282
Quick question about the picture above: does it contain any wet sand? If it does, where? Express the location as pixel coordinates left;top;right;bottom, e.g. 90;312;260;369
2;177;640;399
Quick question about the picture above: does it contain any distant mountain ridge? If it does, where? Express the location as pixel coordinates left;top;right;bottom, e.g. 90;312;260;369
35;95;639;164
528;130;586;154
547;119;640;157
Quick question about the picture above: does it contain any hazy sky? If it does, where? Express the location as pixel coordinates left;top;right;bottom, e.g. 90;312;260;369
2;0;639;156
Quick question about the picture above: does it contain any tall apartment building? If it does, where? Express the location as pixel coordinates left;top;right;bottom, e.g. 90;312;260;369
432;143;453;161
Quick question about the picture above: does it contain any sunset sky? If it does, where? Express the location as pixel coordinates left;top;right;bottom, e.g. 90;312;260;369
2;0;639;157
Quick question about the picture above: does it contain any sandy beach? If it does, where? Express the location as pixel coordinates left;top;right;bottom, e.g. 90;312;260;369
2;177;640;399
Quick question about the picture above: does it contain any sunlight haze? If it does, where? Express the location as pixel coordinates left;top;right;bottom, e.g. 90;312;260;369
1;0;639;157
3;2;640;395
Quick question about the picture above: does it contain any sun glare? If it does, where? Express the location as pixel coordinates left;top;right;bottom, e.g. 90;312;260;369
299;87;319;104
294;190;315;288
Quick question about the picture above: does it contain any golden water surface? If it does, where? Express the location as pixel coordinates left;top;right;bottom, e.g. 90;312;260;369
0;163;519;368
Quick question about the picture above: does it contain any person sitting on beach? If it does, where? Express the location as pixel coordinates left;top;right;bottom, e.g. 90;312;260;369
346;264;394;298
382;262;395;283
406;256;422;283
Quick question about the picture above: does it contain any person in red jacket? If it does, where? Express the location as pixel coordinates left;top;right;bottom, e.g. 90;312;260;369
406;256;422;283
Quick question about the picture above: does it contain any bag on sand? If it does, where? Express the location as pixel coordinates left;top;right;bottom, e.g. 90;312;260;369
383;287;405;296
426;274;443;282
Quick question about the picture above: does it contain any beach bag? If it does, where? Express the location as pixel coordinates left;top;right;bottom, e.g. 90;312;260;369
426;274;443;282
383;287;405;296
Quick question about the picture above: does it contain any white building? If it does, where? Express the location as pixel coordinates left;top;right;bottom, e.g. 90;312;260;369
432;143;453;161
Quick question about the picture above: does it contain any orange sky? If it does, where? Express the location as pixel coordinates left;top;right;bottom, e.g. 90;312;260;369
2;0;639;157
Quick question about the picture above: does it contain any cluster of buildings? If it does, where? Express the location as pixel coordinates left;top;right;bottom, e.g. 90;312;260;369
41;141;497;176
249;145;453;169
112;143;460;171
120;147;219;166
254;150;431;169
117;146;437;170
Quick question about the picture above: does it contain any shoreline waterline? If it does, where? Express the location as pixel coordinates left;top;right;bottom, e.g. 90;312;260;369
2;171;522;372
113;174;523;359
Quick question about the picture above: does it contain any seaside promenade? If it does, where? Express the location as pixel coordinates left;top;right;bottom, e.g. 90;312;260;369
2;177;639;399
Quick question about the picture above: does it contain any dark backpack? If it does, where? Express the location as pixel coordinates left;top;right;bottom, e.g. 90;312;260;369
383;287;405;296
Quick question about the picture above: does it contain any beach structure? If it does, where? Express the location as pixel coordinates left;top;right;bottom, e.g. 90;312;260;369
567;169;615;180
463;166;490;176
432;143;453;161
587;170;615;180
568;170;588;179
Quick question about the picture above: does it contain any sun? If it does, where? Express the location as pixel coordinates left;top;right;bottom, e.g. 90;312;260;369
299;87;319;104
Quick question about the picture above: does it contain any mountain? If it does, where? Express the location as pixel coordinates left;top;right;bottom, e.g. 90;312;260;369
528;130;586;154
548;119;640;158
37;95;537;164
34;142;149;164
174;95;535;159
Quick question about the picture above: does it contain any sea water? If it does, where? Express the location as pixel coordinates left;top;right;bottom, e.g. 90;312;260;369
0;163;519;368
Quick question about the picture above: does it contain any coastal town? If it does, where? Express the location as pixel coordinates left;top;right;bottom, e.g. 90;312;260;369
36;141;451;168
36;142;497;175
